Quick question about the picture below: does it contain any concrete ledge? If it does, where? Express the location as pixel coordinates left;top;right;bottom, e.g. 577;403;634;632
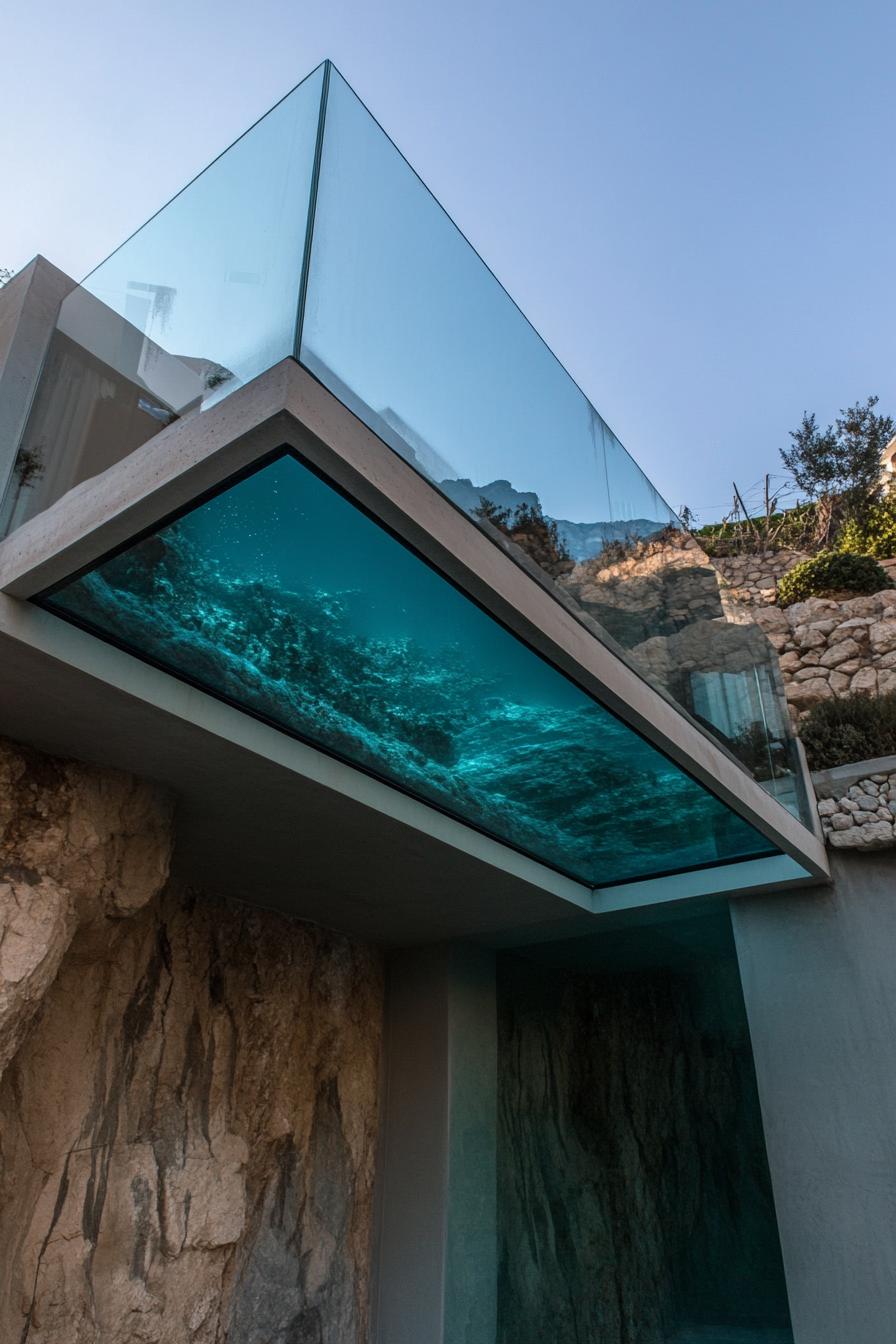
812;753;896;799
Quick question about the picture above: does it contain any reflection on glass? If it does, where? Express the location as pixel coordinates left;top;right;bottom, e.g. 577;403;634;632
300;68;808;823
303;69;677;544
1;63;324;535
5;59;811;829
40;453;777;887
495;910;794;1343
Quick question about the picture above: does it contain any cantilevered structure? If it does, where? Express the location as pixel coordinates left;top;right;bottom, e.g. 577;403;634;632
0;61;861;1344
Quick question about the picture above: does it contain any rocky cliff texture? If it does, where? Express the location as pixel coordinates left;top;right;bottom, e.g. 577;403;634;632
0;738;382;1343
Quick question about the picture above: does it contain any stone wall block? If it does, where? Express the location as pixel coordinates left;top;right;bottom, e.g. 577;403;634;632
817;771;896;851
870;621;896;655
829;820;893;848
819;639;862;668
850;668;878;695
785;679;833;710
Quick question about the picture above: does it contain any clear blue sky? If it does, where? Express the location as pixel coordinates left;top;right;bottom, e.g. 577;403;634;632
2;0;894;519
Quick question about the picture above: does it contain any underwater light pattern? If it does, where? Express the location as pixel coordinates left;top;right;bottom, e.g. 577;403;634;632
40;453;777;886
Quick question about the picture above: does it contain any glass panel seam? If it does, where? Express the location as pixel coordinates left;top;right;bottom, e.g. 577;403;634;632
294;60;332;359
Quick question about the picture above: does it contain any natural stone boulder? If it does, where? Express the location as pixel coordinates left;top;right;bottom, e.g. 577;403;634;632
870;621;896;655
785;678;832;710
850;668;878;694
794;626;827;651
0;739;174;1079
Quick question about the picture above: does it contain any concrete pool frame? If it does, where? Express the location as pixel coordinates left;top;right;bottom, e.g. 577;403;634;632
0;354;828;931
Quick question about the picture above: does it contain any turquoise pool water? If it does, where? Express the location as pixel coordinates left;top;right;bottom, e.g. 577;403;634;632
41;451;777;887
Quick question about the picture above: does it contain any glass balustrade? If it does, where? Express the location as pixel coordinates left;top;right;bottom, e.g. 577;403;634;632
1;62;325;537
2;59;812;829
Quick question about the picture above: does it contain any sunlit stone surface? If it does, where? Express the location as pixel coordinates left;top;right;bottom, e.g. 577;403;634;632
0;737;382;1344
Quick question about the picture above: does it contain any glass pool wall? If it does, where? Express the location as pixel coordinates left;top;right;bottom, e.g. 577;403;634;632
38;450;777;889
3;60;808;824
493;907;794;1344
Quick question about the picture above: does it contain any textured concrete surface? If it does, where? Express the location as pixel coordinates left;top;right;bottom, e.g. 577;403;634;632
732;852;896;1344
0;258;74;511
373;944;497;1344
0;738;383;1343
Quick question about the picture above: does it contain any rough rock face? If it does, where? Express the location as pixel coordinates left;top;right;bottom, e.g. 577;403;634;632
0;739;383;1343
751;590;896;718
0;738;174;1080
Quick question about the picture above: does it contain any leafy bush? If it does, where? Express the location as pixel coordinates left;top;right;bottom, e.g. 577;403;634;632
800;691;896;770
777;550;892;605
838;494;896;559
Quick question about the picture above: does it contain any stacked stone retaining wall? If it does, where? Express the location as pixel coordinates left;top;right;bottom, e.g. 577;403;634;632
749;591;896;718
813;757;896;851
712;549;809;609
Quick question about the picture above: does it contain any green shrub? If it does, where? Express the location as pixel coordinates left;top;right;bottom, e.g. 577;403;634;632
777;549;892;605
838;494;896;558
800;691;896;770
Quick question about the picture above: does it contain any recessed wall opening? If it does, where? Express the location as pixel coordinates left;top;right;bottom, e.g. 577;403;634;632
492;907;792;1343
